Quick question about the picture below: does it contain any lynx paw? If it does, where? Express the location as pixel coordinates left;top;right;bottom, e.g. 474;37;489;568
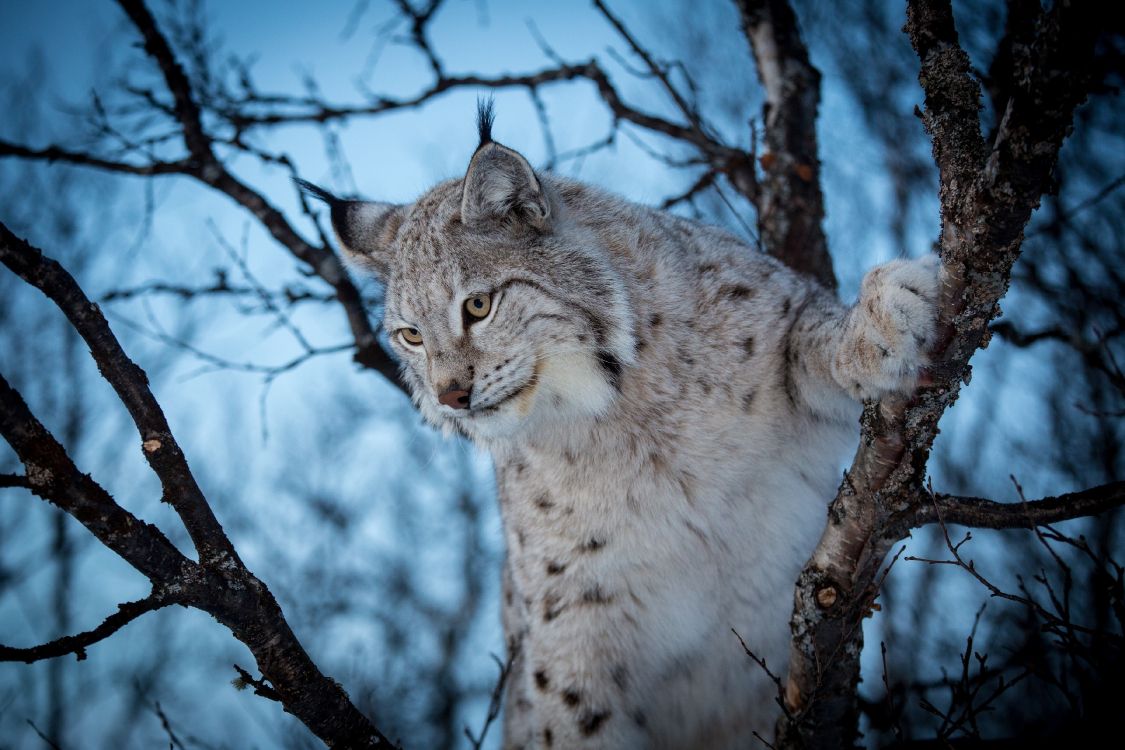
833;254;941;400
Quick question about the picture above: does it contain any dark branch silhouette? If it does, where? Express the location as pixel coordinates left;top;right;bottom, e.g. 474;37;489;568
0;223;394;749
0;596;172;664
907;481;1125;533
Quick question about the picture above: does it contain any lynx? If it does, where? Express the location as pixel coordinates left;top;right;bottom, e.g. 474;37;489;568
298;103;939;748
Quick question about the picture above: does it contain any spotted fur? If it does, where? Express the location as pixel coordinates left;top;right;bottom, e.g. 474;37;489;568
300;109;940;748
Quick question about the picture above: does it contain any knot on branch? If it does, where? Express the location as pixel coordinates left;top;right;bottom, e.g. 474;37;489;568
815;585;838;609
24;461;54;489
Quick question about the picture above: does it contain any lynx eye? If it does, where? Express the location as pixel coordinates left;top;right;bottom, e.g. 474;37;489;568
464;293;492;320
399;328;423;346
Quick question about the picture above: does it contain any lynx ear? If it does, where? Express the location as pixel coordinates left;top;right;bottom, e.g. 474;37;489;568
460;105;552;231
294;178;403;280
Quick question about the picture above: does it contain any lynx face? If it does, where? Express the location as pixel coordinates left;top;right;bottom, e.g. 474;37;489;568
382;201;630;440
297;107;635;442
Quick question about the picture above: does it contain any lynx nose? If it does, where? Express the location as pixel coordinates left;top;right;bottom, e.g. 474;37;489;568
437;384;472;410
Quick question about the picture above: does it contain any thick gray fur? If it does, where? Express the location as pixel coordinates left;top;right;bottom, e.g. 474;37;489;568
305;111;940;748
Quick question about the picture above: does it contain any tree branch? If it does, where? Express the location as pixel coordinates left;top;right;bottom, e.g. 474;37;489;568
777;1;1100;746
0;594;173;664
114;0;406;391
101;275;339;307
0;372;191;583
0;229;395;748
593;0;707;137
735;0;834;289
659;169;718;210
115;0;213;162
887;481;1125;537
0;473;31;489
1;223;237;566
0;139;189;175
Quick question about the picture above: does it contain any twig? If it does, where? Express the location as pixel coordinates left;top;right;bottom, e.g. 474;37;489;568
906;498;1120;644
232;664;283;703
593;0;707;136
0;139;188;175
463;650;515;750
0;473;31;489
887;480;1125;536
153;701;187;750
1026;172;1125;237
660;170;717;210
0;594;171;664
733;628;793;721
25;719;62;750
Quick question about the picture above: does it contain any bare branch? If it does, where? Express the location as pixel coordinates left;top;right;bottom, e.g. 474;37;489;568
990;320;1125;391
1;7;406;393
219;63;602;130
1;223;237;565
152;701;188;750
0;139;188;175
659;169;717;210
0;372;190;583
1025;172;1125;237
207;220;316;353
733;628;791;719
593;0;706;135
107;309;353;381
463;651;515;750
113;0;404;391
1;228;395;748
102;276;339;307
25;720;62;750
115;0;213;162
0;595;172;664
888;480;1125;537
907;506;1122;646
232;664;284;704
390;0;447;78
0;473;31;489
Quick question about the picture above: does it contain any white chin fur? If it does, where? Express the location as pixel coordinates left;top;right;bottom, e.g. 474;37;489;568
458;349;616;442
538;349;616;419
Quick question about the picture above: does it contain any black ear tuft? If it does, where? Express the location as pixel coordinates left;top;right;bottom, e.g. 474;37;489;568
294;177;338;206
291;177;403;280
476;97;495;150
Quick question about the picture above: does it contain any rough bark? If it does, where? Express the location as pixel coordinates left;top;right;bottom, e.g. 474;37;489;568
777;1;1101;747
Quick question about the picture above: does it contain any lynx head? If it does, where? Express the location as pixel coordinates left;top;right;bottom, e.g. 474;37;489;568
298;102;635;442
